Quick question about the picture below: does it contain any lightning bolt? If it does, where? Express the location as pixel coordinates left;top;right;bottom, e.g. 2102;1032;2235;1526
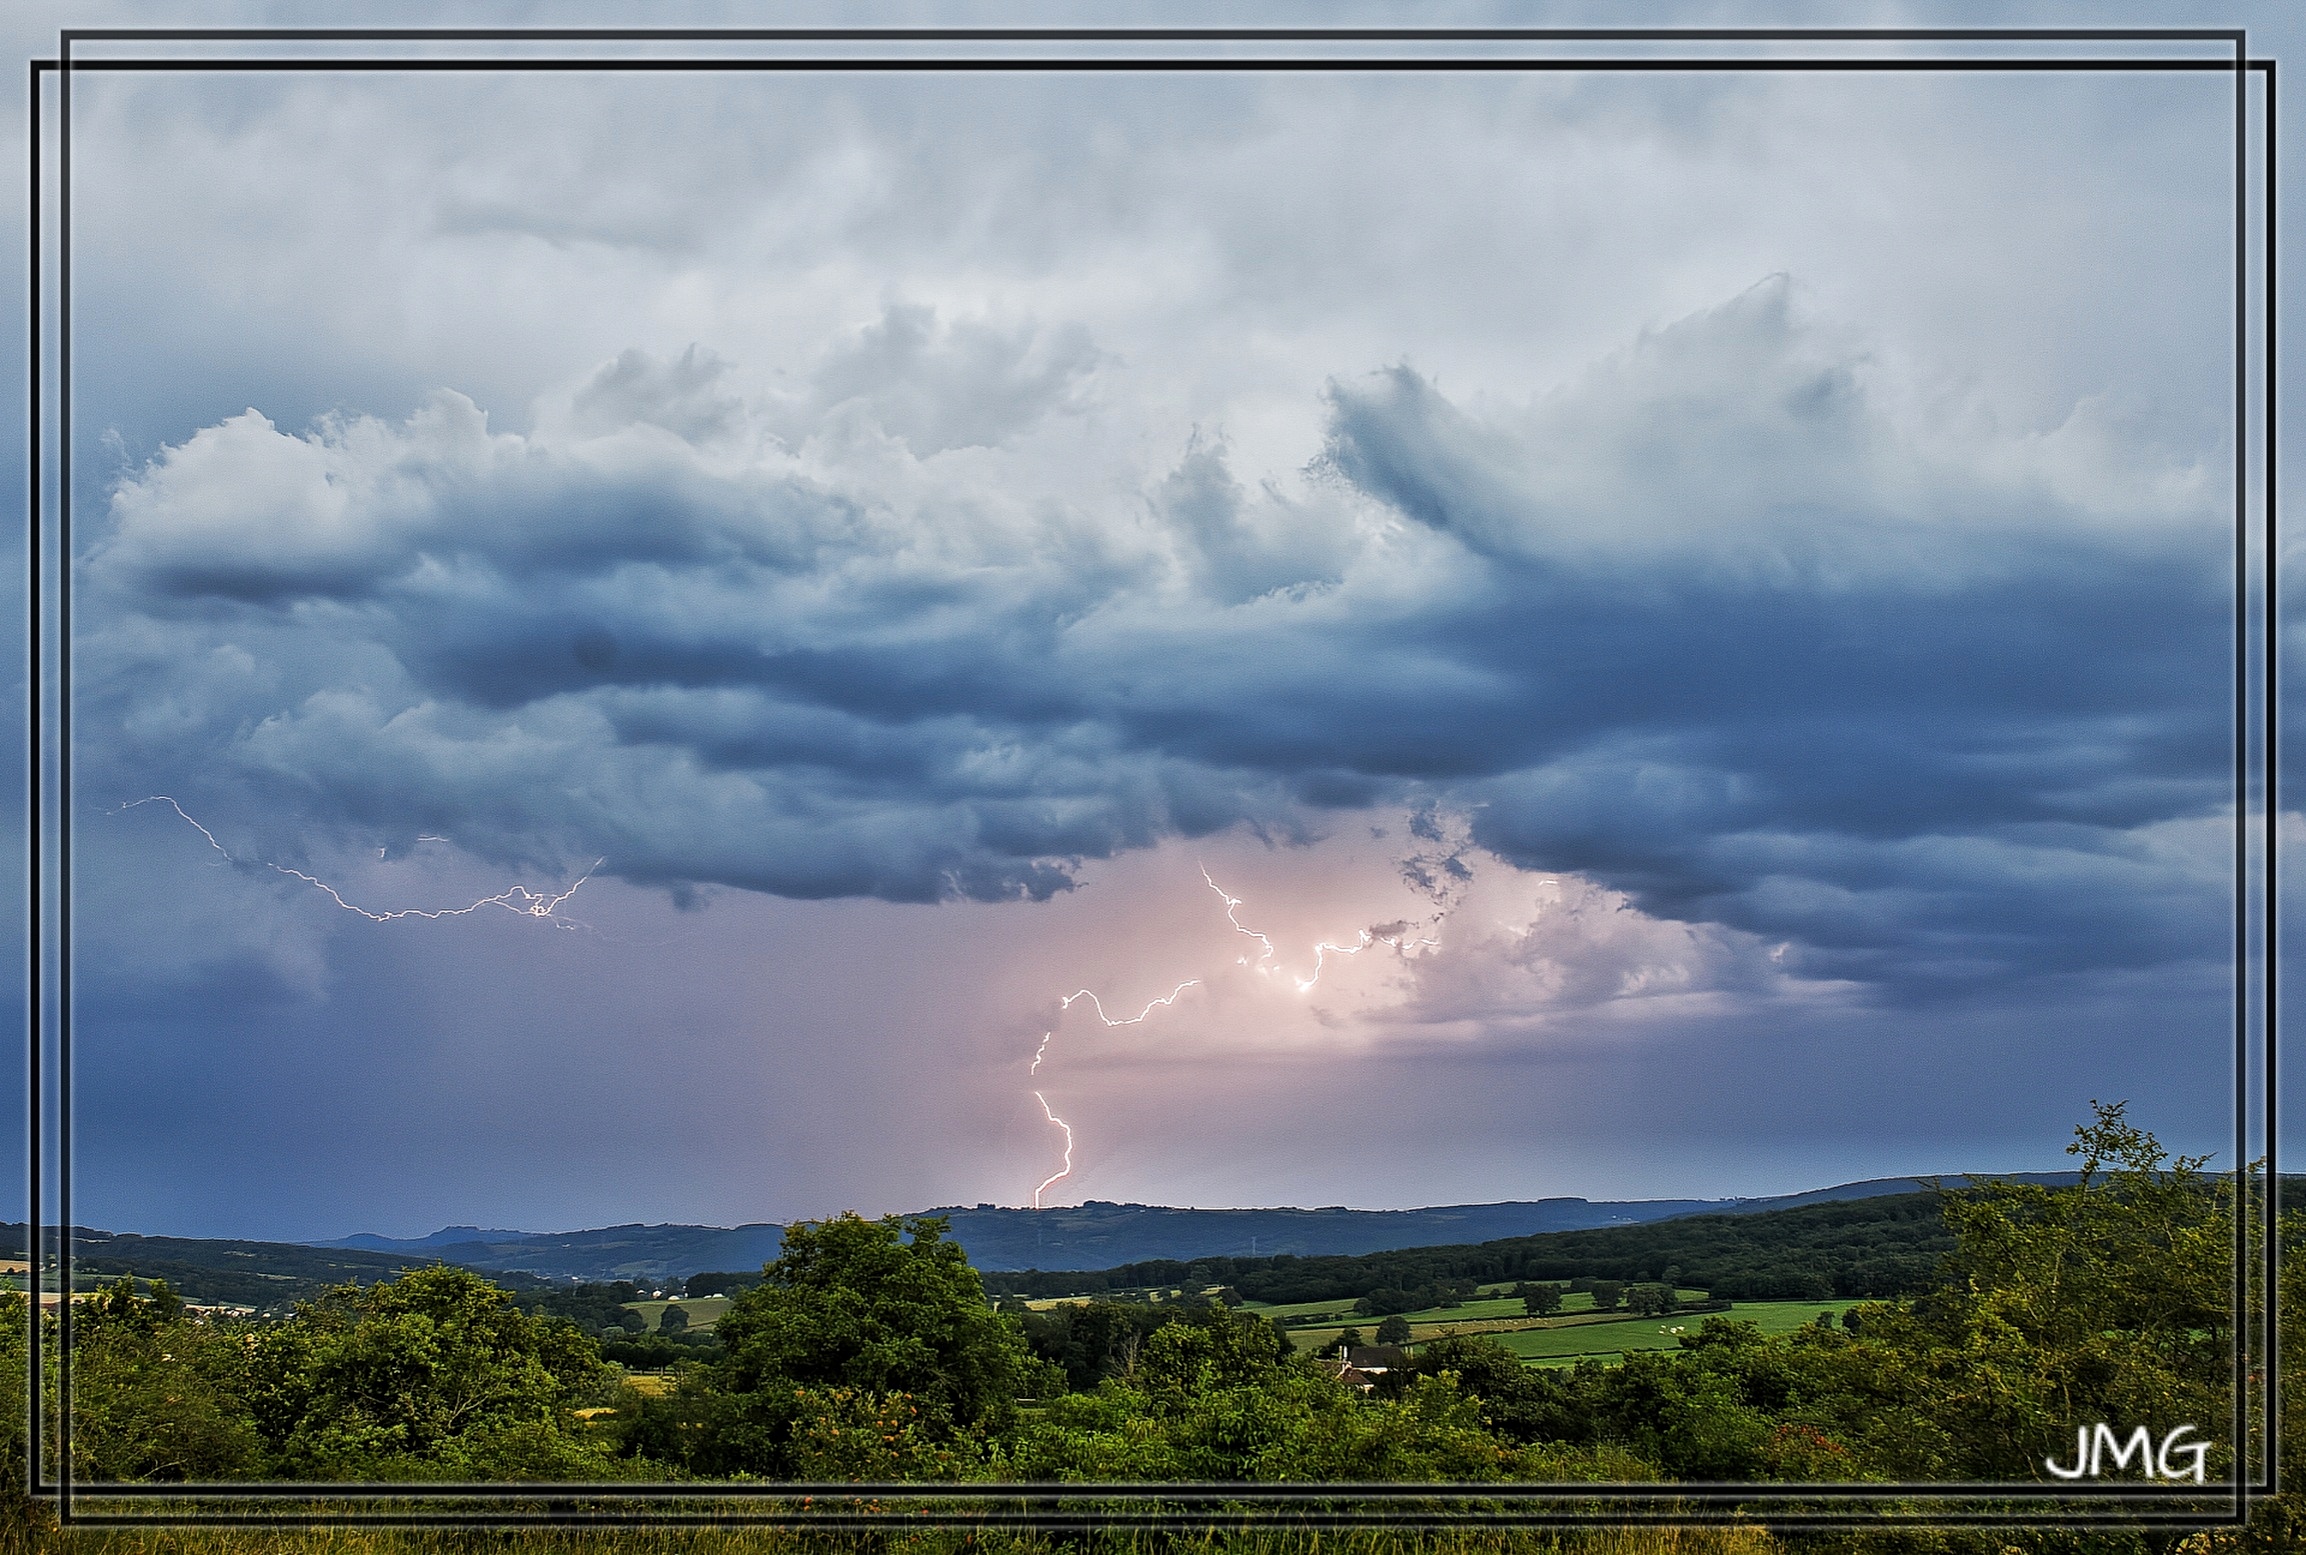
1201;866;1439;992
1028;867;1448;1206
1059;982;1199;1026
119;796;600;930
1027;980;1199;1208
1031;1090;1076;1208
1203;864;1277;967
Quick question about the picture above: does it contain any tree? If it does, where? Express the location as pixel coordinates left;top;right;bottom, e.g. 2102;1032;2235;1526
69;1278;259;1481
1588;1281;1624;1312
657;1304;689;1335
1522;1283;1564;1317
1627;1283;1676;1318
707;1212;1040;1474
1375;1314;1412;1346
255;1265;621;1480
1018;1300;1186;1392
1749;1101;2236;1484
1902;1099;2231;1479
1354;1287;1421;1318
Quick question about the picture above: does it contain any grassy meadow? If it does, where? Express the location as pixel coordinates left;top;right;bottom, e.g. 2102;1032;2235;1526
1249;1286;1772;1364
621;1297;732;1333
1495;1301;1854;1367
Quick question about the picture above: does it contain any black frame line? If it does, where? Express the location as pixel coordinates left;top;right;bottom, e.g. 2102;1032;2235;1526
42;1477;2262;1499
2265;54;2281;1502
39;26;2263;40
6;59;2263;74
53;27;70;1531
22;22;2277;1531
2236;26;2249;1525
20;53;35;1524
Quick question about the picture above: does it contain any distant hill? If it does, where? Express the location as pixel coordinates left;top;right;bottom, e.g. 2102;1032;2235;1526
312;1222;788;1284
0;1224;535;1313
311;1173;2084;1283
328;1225;532;1253
0;1171;2093;1311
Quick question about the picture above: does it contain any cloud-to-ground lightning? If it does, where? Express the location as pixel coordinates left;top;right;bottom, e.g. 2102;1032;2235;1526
1028;864;1450;1206
1031;1091;1076;1208
120;796;600;929
1027;979;1200;1205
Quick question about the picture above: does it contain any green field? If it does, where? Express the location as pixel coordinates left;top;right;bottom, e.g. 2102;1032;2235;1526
622;1295;732;1333
1267;1289;1714;1353
1247;1290;1616;1327
1493;1300;1854;1367
1257;1293;1845;1365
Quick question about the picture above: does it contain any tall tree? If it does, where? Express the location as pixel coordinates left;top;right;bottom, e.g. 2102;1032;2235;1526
700;1212;1044;1475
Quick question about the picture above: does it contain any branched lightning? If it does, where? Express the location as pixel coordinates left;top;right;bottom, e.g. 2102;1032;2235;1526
1201;865;1440;991
1029;867;1448;1206
119;796;600;930
1027;982;1198;1206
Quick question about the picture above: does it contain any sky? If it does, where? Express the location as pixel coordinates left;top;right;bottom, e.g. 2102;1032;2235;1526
3;2;2296;1242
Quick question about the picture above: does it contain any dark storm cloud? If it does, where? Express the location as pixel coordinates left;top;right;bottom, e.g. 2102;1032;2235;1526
82;285;2232;994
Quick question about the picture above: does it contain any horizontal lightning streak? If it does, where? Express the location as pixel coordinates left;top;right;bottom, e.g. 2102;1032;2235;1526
119;796;600;930
1058;981;1199;1026
1300;932;1374;990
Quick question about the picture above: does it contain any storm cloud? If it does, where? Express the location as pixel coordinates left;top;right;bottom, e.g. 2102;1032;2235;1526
83;278;2231;1000
42;49;2271;1234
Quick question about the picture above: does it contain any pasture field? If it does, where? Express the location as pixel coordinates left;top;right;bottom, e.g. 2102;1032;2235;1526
1272;1290;1710;1354
1496;1300;1856;1367
1247;1290;1615;1326
1270;1294;1833;1364
624;1295;732;1332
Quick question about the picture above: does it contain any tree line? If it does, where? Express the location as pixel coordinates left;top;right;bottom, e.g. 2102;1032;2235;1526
977;1189;1954;1306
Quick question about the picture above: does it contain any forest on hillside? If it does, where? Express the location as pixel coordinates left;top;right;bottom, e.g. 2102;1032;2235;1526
978;1189;1954;1305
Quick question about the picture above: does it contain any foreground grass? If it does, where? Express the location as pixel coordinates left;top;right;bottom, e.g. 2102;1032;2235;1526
0;1522;1790;1555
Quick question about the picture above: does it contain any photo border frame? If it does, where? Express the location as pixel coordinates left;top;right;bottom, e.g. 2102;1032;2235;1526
21;21;2280;1532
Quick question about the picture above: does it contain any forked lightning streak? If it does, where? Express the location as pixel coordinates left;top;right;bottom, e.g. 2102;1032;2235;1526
120;796;600;929
1028;866;1443;1205
1201;864;1439;990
